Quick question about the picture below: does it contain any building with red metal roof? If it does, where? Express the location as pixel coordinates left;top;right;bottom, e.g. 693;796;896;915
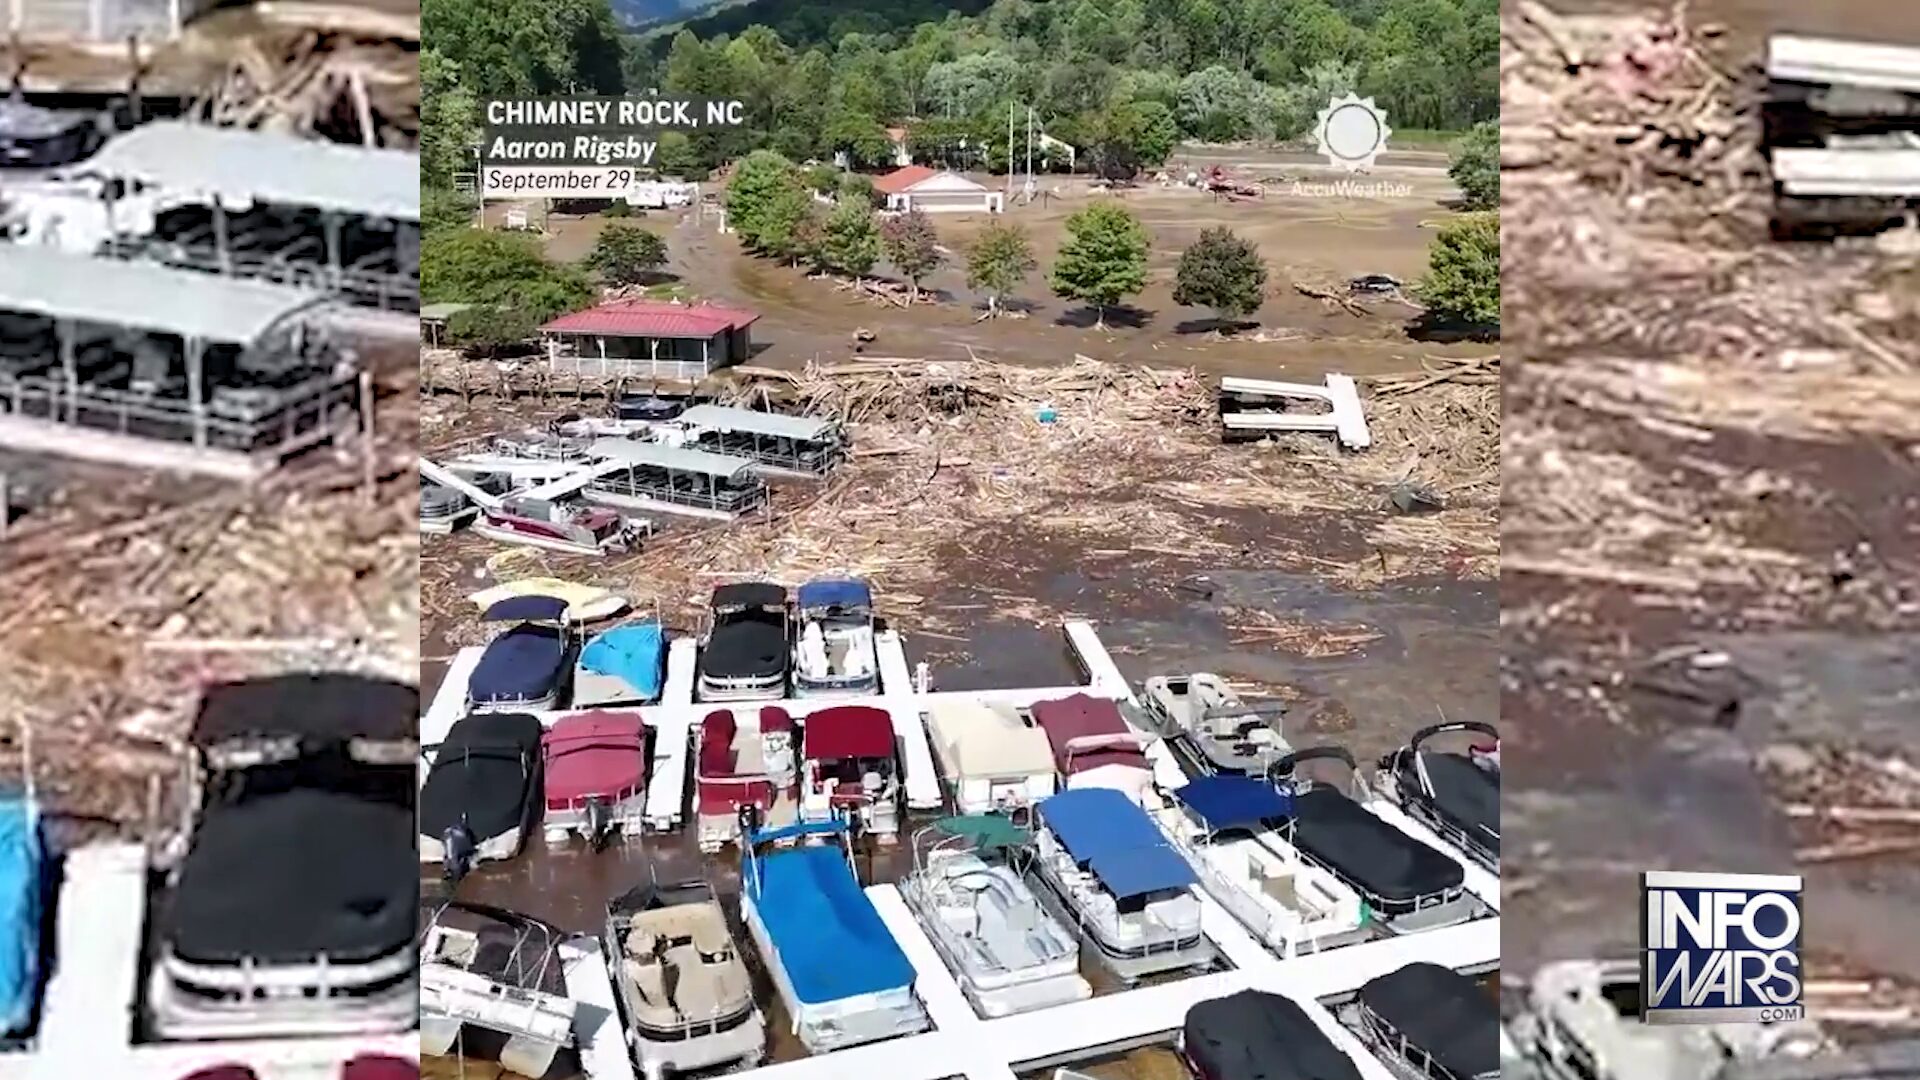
540;299;760;381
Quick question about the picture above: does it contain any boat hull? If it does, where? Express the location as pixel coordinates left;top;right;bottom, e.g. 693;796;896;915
1028;860;1214;983
740;893;927;1052
147;948;418;1041
473;519;620;557
544;791;648;844
419;507;478;535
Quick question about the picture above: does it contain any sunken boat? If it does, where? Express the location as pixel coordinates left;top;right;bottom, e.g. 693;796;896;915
419;712;545;879
604;877;765;1077
1375;721;1500;872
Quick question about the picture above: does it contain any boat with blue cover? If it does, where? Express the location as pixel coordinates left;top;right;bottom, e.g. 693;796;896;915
469;595;576;712
573;620;666;708
1029;787;1213;983
791;577;878;698
0;792;42;1044
738;818;928;1052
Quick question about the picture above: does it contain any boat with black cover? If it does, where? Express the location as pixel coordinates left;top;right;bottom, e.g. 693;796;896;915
1352;962;1499;1080
1375;721;1500;871
1268;746;1477;934
697;582;790;701
419;712;545;881
1179;988;1363;1080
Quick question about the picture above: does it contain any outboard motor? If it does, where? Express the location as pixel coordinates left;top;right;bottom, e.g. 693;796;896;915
442;822;476;885
585;797;612;852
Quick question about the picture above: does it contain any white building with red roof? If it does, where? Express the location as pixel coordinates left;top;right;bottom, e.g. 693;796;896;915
539;299;760;381
873;165;1004;214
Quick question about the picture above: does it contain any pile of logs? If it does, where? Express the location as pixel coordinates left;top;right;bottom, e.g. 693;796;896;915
188;10;419;148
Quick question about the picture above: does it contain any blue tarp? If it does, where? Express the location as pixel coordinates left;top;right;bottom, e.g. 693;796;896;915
470;625;567;703
748;819;847;849
796;578;872;612
579;622;665;701
1091;845;1199;900
750;844;915;1005
481;595;570;623
0;798;42;1035
1175;775;1294;833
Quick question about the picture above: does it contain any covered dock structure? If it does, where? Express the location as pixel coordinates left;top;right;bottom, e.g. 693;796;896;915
63;121;420;313
0;246;357;477
677;403;846;478
580;438;768;521
541;300;759;382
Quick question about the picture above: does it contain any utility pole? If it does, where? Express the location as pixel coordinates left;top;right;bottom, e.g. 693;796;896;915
1006;102;1015;198
1025;106;1035;202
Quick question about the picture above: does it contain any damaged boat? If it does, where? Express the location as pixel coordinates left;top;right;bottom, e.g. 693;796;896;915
419;483;478;534
604;878;765;1079
542;711;649;848
419;712;545;880
1181;989;1363;1080
925;700;1058;815
475;495;649;558
799;705;902;841
791;577;879;698
1155;775;1368;957
1142;673;1290;779
899;816;1091;1017
420;901;579;1077
1352;962;1499;1080
1030;694;1157;806
696;582;791;701
1375;721;1500;872
468;595;576;713
1030;787;1212;984
149;674;418;1039
1270;747;1476;934
693;706;799;852
739;818;928;1052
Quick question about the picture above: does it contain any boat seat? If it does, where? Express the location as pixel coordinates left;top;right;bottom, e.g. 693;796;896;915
1260;865;1300;906
691;921;732;960
624;927;659;960
625;957;668;1004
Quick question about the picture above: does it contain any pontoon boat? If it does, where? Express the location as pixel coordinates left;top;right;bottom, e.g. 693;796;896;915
582;438;770;522
493;429;593;460
542;711;649;848
799;704;902;840
693;706;799;852
1155;775;1368;957
1030;787;1212;983
604;878;765;1078
1270;747;1477;934
925;701;1057;815
1352;962;1499;1080
899;817;1090;1017
475;496;648;557
1030;694;1158;806
419;712;545;878
1180;989;1363;1080
0;96;107;168
791;578;879;698
574;620;666;708
697;582;790;701
420;482;477;534
676;403;848;479
420;901;579;1077
1142;673;1290;778
468;595;575;712
1376;721;1500;872
0;794;42;1042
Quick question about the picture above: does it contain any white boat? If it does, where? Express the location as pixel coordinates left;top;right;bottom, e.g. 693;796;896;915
468;578;630;625
1141;673;1290;779
1155;775;1368;957
419;482;477;534
925;701;1057;815
420;903;579;1078
791;577;879;698
798;704;903;842
739;818;928;1052
899;817;1090;1017
604;878;765;1080
692;706;799;852
1029;787;1213;984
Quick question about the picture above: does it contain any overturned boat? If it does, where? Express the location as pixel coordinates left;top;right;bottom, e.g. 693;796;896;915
1142;673;1290;779
1181;989;1363;1080
791;577;879;698
697;582;790;701
1030;787;1212;984
693;706;799;852
1272;747;1476;934
1030;694;1157;806
1352;962;1499;1080
1156;775;1367;957
1375;721;1500;872
739;819;928;1052
926;700;1058;816
573;619;666;708
799;705;902;841
419;713;545;879
604;878;765;1079
542;711;649;848
420;901;579;1077
468;595;577;712
900;816;1090;1017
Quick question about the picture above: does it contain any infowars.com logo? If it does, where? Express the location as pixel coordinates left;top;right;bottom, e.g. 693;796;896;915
1642;871;1804;1025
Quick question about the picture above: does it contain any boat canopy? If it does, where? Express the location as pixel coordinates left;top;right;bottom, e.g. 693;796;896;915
679;403;838;443
934;814;1029;854
0;797;40;1034
803;705;895;761
190;673;418;748
580;621;666;700
1174;775;1294;833
929;702;1054;780
1031;694;1146;776
542;711;648;808
1039;788;1197;898
482;595;572;623
0;245;325;344
712;581;787;610
586;438;757;481
1183;989;1361;1080
1358;962;1499;1079
746;826;915;1005
796;578;872;611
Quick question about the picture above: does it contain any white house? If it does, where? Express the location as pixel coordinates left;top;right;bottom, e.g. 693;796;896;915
874;166;1004;214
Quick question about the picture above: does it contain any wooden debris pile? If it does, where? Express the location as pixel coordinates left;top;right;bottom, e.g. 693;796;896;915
187;10;419;148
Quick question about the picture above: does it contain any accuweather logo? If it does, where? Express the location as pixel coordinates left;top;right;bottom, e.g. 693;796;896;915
1642;871;1804;1025
1313;93;1391;173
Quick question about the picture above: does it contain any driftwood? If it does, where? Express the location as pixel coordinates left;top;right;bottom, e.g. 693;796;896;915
1293;281;1370;317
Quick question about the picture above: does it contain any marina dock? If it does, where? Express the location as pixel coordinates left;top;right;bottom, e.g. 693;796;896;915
560;939;638;1080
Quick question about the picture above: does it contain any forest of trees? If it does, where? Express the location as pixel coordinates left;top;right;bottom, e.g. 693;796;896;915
422;0;1497;188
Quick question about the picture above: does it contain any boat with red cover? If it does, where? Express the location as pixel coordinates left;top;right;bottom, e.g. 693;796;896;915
692;706;798;852
799;705;902;841
542;710;650;849
1031;694;1157;806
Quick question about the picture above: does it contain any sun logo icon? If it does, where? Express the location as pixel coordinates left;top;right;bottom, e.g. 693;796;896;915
1313;94;1391;173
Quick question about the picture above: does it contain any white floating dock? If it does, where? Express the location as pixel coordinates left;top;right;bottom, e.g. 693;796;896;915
423;643;483;747
1769;34;1920;93
1219;374;1372;451
561;938;638;1080
642;638;701;830
875;627;914;693
1773;147;1920;198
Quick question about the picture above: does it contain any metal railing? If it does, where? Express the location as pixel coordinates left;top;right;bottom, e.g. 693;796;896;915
0;371;357;453
548;354;712;381
114;238;421;313
588;473;766;513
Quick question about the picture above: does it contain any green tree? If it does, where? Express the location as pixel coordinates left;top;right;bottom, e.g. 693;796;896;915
822;200;881;280
759;185;817;265
421;229;593;322
838;172;879;208
654;131;702;177
585;224;668;285
967;221;1037;317
1173;227;1268;322
1419;211;1499;327
1049;202;1150;329
447;305;538;357
1448;120;1498;210
880;209;943;302
804;163;841;195
420;49;478;190
422;188;476;235
725;150;803;251
421;0;624;99
824;112;893;169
